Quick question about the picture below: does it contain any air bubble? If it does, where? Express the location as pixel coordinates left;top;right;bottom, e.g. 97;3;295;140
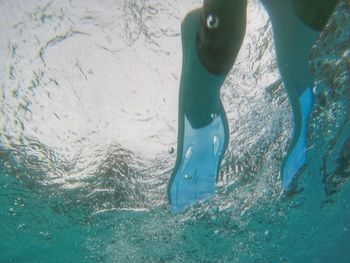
184;174;192;180
213;135;220;155
343;49;350;58
206;14;219;29
312;85;320;95
312;84;328;95
168;147;174;154
185;146;193;160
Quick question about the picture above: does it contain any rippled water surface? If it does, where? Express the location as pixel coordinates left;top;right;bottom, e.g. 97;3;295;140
1;0;350;262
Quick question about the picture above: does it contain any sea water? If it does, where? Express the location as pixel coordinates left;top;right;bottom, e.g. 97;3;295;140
1;0;349;262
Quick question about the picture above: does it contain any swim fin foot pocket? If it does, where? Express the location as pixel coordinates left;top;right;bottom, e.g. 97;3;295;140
168;10;229;213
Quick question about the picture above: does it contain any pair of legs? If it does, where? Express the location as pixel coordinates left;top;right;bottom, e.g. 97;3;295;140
169;0;339;213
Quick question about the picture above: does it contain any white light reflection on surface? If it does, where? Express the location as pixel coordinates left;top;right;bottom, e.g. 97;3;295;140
0;0;288;211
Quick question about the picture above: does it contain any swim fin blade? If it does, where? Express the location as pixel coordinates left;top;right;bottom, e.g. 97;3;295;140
169;114;228;213
168;10;229;213
281;86;314;189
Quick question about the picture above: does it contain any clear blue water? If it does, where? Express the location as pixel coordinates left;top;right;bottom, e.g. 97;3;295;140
1;0;350;262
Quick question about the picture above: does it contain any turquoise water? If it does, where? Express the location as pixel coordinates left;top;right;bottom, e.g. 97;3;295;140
1;158;350;262
1;0;350;262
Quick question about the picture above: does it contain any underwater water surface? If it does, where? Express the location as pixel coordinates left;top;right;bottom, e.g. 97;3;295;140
1;0;350;262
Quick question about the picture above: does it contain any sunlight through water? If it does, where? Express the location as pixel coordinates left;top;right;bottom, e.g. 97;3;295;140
1;0;349;262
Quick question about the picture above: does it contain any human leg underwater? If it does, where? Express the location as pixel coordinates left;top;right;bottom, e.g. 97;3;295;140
260;0;339;190
168;0;338;212
168;0;247;213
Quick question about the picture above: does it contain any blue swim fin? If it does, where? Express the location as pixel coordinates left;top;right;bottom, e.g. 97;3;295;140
169;114;228;213
261;0;320;190
282;86;314;189
168;10;229;213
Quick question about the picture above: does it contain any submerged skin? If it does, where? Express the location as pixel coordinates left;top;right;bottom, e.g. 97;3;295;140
197;0;247;75
198;0;339;75
294;0;339;30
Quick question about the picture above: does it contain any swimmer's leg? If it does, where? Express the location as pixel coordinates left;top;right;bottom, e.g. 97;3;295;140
260;0;338;190
168;0;247;213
